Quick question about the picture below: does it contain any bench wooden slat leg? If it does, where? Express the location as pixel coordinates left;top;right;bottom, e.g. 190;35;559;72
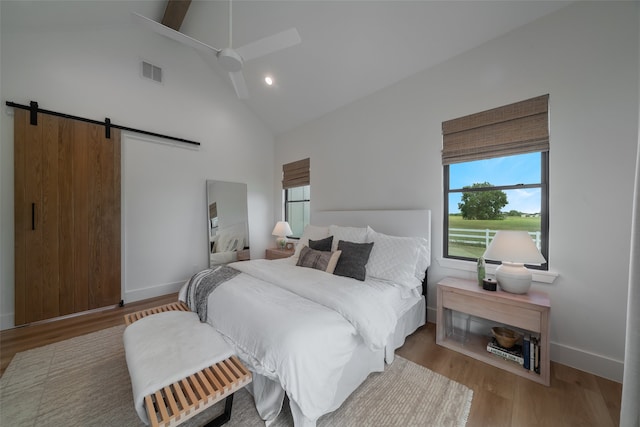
196;370;217;398
180;377;198;409
172;381;189;415
211;364;230;392
155;389;170;424
189;374;208;406
218;361;235;385
222;358;241;380
145;394;160;427
164;385;180;420
203;367;224;394
229;356;249;377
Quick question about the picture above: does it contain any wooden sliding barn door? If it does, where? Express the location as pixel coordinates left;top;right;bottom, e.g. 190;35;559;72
14;109;121;325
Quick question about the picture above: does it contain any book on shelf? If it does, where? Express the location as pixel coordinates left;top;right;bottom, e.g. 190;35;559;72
486;338;524;365
533;336;540;374
523;334;541;374
529;336;535;372
523;334;531;370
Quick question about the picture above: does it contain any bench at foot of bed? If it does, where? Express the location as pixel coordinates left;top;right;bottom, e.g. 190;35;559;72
124;302;252;427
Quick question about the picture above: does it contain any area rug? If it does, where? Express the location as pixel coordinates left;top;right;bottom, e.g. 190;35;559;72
0;325;473;426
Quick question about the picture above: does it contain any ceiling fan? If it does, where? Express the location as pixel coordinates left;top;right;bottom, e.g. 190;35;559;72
132;0;300;99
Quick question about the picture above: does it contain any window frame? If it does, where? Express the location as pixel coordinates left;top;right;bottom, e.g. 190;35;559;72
443;151;549;270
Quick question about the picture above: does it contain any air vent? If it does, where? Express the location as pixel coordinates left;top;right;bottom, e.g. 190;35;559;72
141;61;162;83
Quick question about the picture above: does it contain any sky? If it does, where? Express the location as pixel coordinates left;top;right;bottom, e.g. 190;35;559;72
449;152;541;214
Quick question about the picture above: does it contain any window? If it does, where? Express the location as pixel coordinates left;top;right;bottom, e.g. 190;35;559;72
282;158;310;238
442;95;549;269
285;185;310;238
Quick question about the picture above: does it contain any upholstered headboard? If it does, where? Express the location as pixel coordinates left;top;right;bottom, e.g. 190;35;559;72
311;209;431;246
311;209;432;300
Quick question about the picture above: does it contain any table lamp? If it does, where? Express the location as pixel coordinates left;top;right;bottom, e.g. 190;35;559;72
482;230;546;294
272;221;293;249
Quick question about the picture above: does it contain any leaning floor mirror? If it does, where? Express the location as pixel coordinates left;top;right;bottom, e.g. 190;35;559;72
206;180;250;267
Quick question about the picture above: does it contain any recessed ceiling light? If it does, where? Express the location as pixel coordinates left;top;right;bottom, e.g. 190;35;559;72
264;76;273;86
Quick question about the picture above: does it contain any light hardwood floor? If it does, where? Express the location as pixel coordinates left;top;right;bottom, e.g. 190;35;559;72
1;294;622;426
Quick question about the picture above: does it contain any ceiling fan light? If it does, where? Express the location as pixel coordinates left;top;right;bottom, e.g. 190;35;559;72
265;76;273;86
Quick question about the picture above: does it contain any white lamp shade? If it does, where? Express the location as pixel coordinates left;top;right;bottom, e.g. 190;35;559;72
272;221;293;237
482;231;546;294
483;231;546;265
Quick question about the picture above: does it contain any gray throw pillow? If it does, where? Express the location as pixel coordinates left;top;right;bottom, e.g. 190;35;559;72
333;240;374;281
297;246;342;273
308;236;333;252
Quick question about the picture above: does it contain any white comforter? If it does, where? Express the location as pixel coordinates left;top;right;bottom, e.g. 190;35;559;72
179;259;401;423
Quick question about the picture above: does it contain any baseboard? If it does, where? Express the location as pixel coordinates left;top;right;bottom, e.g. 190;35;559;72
123;280;185;305
427;305;437;324
1;311;15;330
551;342;624;383
428;305;624;383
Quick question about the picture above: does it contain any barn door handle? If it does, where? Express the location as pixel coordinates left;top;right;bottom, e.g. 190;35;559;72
31;203;35;230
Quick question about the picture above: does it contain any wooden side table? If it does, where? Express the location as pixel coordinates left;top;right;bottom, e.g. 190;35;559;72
436;276;551;386
265;247;295;260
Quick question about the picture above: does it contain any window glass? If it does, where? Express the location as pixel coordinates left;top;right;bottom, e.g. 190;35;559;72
285;185;310;238
449;153;541;188
445;152;548;268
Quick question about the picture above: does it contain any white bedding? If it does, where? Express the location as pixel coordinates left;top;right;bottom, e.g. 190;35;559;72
178;210;432;426
178;258;410;423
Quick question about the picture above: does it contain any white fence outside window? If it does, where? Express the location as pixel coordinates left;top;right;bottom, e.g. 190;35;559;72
450;228;542;250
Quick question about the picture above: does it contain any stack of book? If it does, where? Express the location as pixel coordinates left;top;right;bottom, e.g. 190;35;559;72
486;333;540;374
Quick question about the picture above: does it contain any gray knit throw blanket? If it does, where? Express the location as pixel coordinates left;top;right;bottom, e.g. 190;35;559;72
184;266;241;322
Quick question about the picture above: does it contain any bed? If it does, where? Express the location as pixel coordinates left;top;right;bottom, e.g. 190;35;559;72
179;209;431;427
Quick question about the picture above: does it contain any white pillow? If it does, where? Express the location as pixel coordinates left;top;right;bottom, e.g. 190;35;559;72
365;227;422;288
413;236;430;282
329;225;368;252
293;225;330;258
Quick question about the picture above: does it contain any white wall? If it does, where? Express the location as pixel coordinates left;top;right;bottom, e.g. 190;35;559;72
275;1;639;382
1;14;275;328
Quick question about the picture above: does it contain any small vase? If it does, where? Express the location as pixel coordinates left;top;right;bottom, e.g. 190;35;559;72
477;257;485;286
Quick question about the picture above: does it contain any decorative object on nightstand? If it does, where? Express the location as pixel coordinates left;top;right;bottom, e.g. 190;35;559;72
482;278;497;291
482;230;546;294
272;221;293;249
476;256;485;286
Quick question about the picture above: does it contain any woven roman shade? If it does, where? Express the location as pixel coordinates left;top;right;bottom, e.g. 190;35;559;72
442;95;549;165
282;158;310;189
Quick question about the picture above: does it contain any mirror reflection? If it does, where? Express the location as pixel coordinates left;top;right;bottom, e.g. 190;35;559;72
207;180;250;267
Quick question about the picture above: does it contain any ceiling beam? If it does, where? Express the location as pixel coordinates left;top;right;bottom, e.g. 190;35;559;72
161;0;192;31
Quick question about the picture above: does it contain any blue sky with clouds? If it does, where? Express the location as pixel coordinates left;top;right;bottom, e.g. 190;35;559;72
449;152;541;214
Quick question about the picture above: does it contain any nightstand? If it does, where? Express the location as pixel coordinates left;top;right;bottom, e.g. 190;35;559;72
236;249;250;261
265;247;294;260
436;276;551;386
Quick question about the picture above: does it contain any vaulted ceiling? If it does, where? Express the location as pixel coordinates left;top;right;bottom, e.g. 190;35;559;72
1;0;572;135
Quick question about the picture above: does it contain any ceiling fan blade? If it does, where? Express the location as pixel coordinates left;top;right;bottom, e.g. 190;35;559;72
229;71;249;99
235;28;301;62
132;12;220;56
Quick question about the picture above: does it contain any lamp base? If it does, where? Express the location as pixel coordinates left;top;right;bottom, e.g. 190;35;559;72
495;262;532;294
275;237;287;249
